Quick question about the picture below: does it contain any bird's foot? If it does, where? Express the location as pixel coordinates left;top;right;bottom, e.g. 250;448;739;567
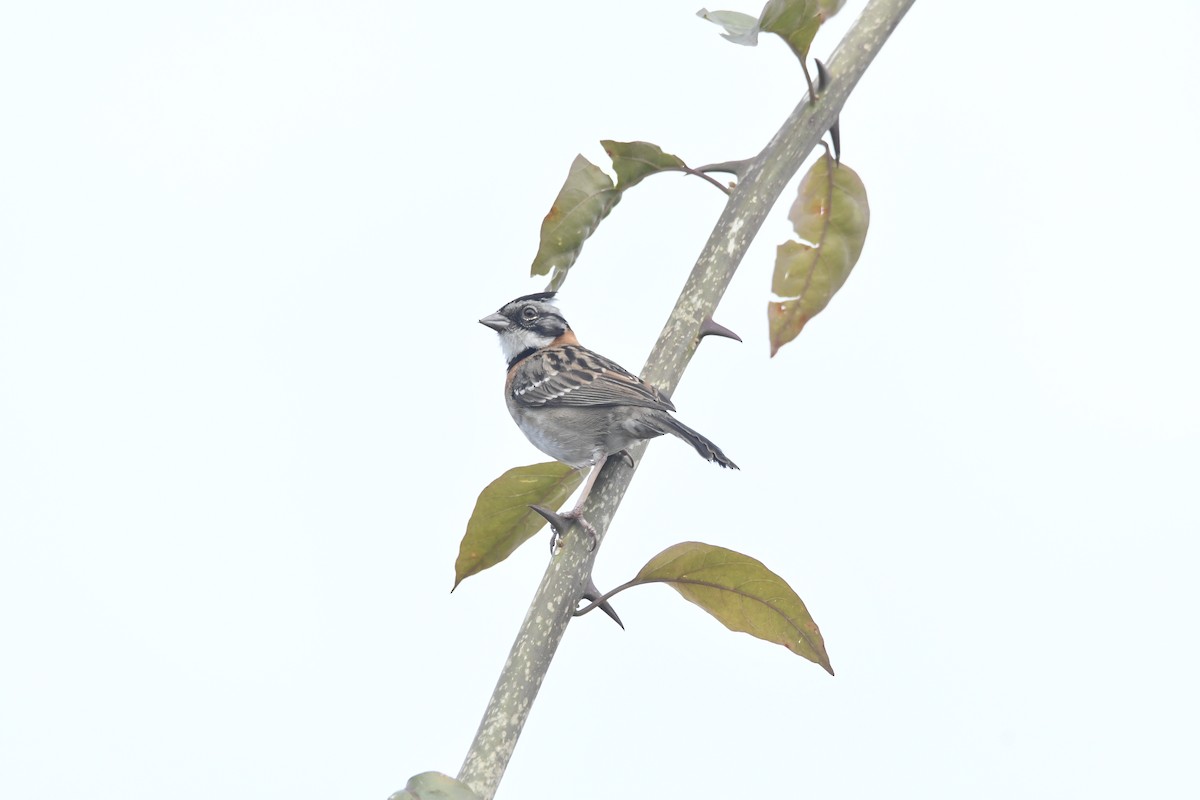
559;509;597;551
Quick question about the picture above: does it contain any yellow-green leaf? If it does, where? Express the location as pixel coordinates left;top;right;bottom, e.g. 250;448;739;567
391;772;481;800
759;0;846;63
530;155;621;291
601;139;688;192
633;541;833;674
454;462;583;589
768;152;869;355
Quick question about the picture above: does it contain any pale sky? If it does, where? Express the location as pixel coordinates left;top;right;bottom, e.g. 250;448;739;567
2;2;1198;799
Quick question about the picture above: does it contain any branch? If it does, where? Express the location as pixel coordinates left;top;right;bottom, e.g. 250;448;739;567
455;2;915;797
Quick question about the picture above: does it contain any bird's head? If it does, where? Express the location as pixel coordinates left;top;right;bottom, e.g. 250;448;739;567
479;292;571;364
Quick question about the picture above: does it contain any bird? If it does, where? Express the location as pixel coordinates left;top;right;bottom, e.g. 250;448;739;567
479;291;738;538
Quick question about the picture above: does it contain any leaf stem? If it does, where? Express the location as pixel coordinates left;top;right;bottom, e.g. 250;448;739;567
679;166;733;195
800;58;818;104
572;579;639;617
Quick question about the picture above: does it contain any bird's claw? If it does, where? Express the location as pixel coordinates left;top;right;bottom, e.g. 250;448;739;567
560;510;597;551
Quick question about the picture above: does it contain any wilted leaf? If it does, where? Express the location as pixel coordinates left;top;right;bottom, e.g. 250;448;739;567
530;155;621;291
759;0;846;63
768;152;869;355
601;140;688;192
633;541;833;674
454;462;583;589
389;772;481;800
696;8;761;45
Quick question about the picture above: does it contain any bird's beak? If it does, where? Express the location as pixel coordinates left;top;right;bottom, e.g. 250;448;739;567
478;313;510;332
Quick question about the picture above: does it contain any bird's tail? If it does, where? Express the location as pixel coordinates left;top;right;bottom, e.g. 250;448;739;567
658;415;739;470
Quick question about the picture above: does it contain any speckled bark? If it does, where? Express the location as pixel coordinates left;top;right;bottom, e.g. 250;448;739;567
456;2;914;797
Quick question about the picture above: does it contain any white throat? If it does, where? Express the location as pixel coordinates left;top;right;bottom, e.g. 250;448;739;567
498;328;554;362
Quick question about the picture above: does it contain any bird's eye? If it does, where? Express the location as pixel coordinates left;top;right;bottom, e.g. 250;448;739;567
521;306;538;320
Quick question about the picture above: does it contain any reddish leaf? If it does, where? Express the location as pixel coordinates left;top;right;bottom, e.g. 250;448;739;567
530;155;620;291
601;140;688;192
769;152;869;355
760;0;847;63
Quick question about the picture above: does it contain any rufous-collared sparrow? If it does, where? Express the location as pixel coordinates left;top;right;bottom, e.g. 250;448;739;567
479;292;737;532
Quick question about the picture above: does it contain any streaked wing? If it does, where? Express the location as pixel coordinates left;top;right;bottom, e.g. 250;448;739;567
511;345;676;411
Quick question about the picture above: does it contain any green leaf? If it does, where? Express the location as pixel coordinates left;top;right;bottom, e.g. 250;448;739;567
696;8;761;46
759;0;846;63
633;541;833;674
530;155;621;291
390;772;481;800
768;152;869;355
601;140;688;192
454;462;583;589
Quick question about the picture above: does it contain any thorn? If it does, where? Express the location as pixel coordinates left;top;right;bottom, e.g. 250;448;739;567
615;449;635;469
693;158;753;181
815;58;840;164
815;58;831;93
530;504;596;552
698;316;743;342
582;576;624;629
529;504;571;532
530;504;571;553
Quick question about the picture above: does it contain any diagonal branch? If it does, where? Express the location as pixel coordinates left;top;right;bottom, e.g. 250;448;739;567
455;1;916;797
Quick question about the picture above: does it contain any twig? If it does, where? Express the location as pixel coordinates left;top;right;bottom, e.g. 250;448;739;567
455;3;916;797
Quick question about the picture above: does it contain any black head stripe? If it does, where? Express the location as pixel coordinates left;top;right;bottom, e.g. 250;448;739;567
498;292;570;335
510;291;557;304
531;313;568;338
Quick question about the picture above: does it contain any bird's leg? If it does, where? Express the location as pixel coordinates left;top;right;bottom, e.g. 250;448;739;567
567;455;607;518
552;453;608;551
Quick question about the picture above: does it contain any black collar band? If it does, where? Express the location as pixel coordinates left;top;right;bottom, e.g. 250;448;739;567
507;347;538;370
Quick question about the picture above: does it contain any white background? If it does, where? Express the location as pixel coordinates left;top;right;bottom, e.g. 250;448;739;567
2;2;1198;798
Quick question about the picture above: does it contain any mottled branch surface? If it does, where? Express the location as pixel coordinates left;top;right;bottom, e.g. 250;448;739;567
456;1;915;797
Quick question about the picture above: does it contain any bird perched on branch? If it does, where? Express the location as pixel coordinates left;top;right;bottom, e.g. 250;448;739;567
479;291;737;538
